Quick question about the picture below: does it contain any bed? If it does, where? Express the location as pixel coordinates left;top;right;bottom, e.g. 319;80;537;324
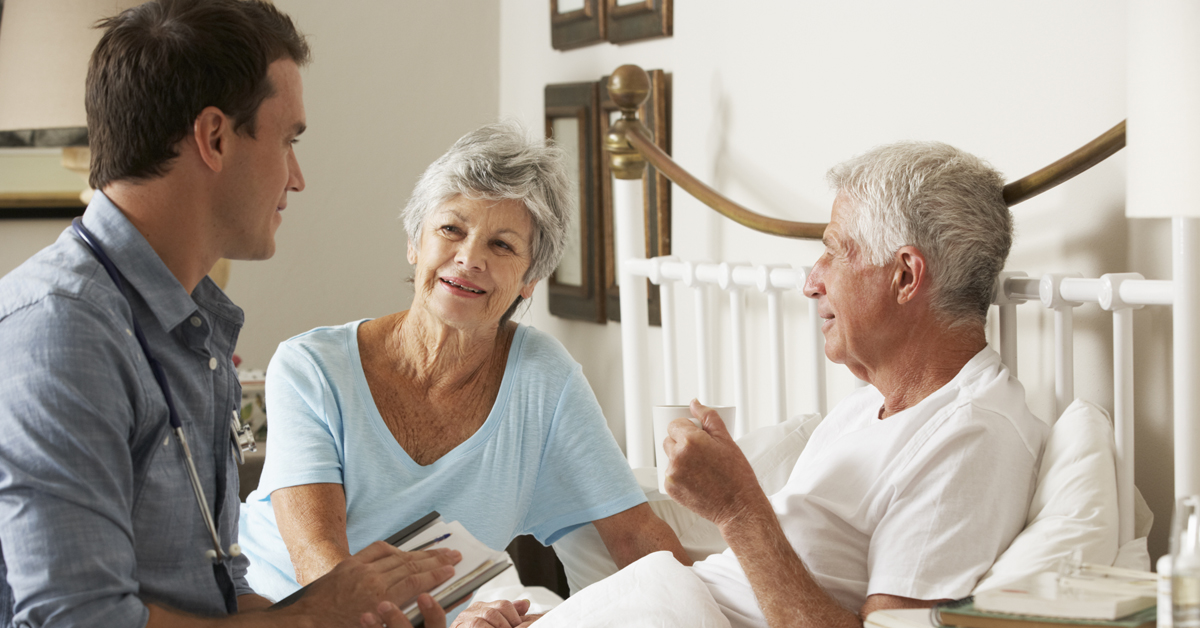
486;9;1200;619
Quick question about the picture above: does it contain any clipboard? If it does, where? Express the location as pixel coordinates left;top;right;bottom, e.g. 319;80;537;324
270;510;514;625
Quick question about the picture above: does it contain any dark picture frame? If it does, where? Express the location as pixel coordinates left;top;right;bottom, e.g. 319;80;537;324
0;139;89;220
550;0;605;51
599;69;670;326
545;81;605;323
0;196;86;219
605;0;672;45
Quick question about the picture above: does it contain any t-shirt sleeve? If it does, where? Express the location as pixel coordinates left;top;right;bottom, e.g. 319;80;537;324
521;367;646;545
866;410;1036;601
256;341;347;496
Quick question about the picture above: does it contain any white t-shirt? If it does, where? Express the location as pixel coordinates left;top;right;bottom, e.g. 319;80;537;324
693;348;1049;627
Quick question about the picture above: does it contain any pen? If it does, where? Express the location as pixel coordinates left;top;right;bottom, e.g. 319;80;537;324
411;533;451;551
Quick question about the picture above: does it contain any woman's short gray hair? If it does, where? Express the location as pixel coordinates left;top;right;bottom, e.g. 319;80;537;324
827;141;1012;327
402;121;573;283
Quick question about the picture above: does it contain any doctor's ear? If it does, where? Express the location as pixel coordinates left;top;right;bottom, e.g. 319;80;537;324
192;106;232;173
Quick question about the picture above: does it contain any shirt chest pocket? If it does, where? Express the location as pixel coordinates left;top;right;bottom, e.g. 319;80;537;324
130;432;204;568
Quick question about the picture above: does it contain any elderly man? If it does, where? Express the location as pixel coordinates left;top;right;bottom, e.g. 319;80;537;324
663;141;1050;627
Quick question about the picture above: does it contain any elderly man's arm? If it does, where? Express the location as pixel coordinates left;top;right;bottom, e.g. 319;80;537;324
592;502;692;567
717;491;943;627
664;401;939;627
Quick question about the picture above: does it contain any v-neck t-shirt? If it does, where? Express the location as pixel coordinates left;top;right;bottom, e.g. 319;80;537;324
239;321;643;602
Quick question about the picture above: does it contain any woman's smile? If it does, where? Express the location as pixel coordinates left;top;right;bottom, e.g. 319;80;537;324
439;276;487;296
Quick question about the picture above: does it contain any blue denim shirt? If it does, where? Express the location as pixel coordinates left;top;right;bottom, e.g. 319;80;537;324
0;192;252;627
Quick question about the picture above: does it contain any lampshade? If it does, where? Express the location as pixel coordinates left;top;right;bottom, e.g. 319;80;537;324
0;0;140;134
1127;0;1200;218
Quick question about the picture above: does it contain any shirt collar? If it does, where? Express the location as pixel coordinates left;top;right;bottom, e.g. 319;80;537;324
79;191;243;332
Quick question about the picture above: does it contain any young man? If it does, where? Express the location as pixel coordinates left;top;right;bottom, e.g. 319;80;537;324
0;2;457;627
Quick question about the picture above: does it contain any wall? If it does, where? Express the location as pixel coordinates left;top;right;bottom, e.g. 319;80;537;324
500;1;1176;560
0;0;501;371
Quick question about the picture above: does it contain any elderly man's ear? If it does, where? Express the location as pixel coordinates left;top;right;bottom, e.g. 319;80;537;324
892;246;928;305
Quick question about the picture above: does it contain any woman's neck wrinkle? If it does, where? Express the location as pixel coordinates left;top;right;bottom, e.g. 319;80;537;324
392;309;499;393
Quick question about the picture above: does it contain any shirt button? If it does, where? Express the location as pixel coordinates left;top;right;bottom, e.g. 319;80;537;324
209;357;218;370
190;316;202;327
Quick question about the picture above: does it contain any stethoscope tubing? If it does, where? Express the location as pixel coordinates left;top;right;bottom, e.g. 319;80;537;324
71;218;235;564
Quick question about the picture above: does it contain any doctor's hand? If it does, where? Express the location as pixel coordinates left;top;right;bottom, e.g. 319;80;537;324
361;593;448;628
289;541;460;627
662;399;765;529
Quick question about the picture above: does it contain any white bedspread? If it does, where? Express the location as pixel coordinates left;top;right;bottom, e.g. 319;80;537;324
534;551;730;628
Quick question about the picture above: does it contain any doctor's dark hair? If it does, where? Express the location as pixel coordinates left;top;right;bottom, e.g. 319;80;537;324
827;141;1012;328
86;0;310;190
401;121;574;286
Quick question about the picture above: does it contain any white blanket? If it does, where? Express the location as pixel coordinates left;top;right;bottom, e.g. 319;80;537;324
534;552;729;628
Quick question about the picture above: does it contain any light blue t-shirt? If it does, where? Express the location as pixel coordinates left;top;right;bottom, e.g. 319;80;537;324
239;321;644;602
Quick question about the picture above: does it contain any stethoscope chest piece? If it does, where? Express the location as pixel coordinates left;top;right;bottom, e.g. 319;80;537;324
230;410;257;465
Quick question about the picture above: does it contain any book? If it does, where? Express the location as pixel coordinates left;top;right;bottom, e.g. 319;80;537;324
974;567;1156;620
273;511;512;628
864;607;937;628
933;597;1157;628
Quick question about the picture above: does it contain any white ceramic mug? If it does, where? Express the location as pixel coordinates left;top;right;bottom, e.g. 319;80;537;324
653;404;735;495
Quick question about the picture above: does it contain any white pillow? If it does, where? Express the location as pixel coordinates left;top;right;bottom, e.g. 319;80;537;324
552;412;822;594
973;399;1120;592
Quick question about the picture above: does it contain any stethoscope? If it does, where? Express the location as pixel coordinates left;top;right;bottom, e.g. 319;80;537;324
71;218;256;565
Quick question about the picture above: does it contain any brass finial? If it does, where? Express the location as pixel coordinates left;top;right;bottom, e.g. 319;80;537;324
604;64;654;180
608;65;651;115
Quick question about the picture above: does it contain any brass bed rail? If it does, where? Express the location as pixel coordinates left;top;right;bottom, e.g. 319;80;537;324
603;64;1126;241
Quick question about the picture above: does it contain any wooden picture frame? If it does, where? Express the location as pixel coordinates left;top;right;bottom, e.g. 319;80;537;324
599;69;670;326
605;0;672;45
545;81;605;323
550;0;605;51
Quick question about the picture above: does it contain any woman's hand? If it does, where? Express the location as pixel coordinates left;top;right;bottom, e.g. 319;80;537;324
448;599;534;627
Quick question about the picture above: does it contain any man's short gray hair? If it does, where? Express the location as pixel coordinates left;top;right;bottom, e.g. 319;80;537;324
402;121;573;284
827;141;1012;326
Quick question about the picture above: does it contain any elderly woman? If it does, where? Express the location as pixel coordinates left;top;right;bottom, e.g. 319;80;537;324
238;122;687;605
